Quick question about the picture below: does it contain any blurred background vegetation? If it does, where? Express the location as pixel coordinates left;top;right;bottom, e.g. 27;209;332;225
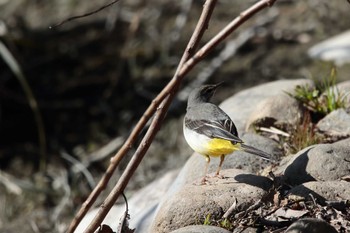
0;0;350;232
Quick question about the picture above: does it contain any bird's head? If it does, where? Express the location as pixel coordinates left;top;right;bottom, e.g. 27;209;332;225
188;82;223;105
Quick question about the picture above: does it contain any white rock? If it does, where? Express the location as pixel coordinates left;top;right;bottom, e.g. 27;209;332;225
308;30;350;65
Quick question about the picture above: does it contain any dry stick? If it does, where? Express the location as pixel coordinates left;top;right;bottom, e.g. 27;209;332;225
179;0;277;76
177;8;279;101
50;0;122;28
66;1;218;232
83;1;278;232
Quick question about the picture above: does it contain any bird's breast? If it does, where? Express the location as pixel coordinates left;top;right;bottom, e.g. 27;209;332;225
183;123;241;157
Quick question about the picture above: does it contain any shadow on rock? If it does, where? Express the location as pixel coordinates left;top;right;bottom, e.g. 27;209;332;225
283;148;316;185
233;174;273;191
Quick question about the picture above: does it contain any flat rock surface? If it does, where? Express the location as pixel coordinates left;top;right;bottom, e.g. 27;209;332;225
150;169;273;233
246;93;303;131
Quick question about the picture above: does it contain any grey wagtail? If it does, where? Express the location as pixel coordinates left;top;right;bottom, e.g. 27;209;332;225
183;83;273;182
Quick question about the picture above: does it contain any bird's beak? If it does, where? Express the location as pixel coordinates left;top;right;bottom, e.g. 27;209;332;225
208;82;223;97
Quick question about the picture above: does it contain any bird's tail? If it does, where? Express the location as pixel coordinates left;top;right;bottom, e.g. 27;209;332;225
240;143;274;161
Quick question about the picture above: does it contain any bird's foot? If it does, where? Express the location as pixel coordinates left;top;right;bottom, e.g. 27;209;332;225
215;173;225;179
193;173;226;185
213;171;225;179
192;176;209;185
200;176;209;185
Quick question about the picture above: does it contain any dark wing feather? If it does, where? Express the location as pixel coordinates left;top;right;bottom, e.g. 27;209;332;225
223;118;238;137
185;118;242;144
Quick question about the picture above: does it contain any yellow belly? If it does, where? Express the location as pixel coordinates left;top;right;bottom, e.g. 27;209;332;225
205;138;241;157
183;124;241;157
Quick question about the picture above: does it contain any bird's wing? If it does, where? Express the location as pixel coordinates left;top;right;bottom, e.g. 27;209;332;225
185;118;243;144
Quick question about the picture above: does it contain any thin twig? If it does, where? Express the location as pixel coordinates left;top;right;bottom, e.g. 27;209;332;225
177;8;279;101
260;126;290;137
235;200;263;219
223;197;238;219
49;0;122;28
117;192;134;233
177;0;277;79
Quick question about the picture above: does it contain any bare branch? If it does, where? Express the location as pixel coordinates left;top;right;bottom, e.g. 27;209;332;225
178;8;278;101
49;0;122;29
177;0;278;79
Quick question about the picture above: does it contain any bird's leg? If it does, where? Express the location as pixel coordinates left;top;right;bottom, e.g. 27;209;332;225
201;155;210;184
216;154;225;177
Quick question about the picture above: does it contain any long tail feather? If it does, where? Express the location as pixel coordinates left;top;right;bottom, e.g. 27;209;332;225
240;144;274;161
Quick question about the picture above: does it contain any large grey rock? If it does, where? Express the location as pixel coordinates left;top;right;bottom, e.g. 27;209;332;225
285;218;337;233
316;108;350;137
288;181;350;204
308;30;350;65
170;225;231;233
282;138;350;185
150;169;273;233
246;93;303;131
220;79;314;133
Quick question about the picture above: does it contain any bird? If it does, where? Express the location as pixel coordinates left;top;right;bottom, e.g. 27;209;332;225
183;83;273;183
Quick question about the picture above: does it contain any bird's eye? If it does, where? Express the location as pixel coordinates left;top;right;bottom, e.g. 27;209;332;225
205;88;213;94
207;88;215;94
